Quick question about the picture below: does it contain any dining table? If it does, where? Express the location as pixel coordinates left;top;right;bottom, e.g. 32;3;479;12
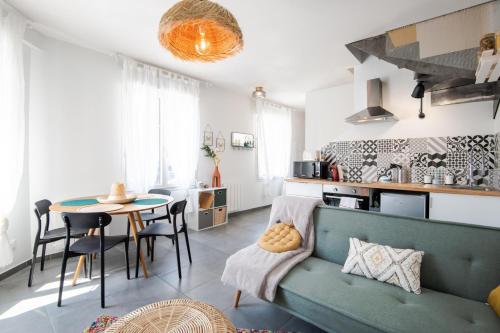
49;194;174;286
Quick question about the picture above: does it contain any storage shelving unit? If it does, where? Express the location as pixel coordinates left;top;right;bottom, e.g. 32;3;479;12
187;187;228;231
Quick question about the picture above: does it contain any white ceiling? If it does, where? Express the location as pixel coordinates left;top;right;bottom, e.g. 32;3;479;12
9;0;489;108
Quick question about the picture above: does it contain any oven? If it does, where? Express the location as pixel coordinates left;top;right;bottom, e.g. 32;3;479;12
322;184;370;210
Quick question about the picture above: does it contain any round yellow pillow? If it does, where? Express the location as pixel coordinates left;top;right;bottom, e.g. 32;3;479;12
258;223;302;253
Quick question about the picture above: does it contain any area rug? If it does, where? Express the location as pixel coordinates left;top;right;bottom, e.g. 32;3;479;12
84;315;295;333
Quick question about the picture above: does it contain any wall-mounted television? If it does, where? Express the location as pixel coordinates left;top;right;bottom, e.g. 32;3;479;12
231;132;255;148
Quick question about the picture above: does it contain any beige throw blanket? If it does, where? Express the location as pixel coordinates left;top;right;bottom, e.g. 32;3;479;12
221;195;322;301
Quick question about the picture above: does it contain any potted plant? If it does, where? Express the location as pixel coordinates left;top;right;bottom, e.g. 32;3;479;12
201;144;221;187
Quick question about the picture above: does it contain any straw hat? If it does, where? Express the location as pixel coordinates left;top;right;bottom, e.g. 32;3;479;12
108;183;126;200
97;183;136;204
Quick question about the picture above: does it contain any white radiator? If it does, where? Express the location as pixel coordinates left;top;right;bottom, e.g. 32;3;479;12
226;183;242;213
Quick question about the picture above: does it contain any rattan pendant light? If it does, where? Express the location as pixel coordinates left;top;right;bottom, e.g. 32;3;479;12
158;0;243;62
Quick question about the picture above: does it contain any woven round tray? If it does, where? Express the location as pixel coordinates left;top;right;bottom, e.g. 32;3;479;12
105;299;236;333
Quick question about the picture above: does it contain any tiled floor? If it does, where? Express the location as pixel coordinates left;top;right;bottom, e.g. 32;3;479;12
0;207;325;333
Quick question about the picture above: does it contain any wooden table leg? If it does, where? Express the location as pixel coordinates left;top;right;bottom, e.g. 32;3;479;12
72;228;95;286
129;212;149;278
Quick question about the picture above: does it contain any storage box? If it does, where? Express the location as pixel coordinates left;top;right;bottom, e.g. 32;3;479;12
198;209;213;229
214;206;227;225
199;191;214;209
214;188;227;207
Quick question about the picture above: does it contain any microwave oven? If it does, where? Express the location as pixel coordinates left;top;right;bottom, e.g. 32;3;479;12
293;161;329;179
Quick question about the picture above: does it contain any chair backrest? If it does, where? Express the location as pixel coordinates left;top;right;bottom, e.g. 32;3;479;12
148;188;171;196
34;199;52;232
148;188;172;219
62;212;112;230
170;200;187;216
313;206;500;303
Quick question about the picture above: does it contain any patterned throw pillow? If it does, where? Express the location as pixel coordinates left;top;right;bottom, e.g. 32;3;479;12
341;238;424;294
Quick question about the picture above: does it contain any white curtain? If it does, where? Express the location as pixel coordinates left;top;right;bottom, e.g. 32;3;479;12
122;58;161;193
256;99;292;180
0;7;26;267
121;57;200;193
159;73;200;187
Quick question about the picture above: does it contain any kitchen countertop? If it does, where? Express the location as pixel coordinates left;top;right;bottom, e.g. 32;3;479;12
285;178;500;197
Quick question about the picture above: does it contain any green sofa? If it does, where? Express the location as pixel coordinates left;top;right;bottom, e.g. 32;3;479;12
274;206;500;333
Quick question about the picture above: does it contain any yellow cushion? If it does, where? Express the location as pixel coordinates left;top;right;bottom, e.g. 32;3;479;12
488;285;500;316
258;222;301;253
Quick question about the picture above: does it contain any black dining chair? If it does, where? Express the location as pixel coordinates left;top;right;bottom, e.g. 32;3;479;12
135;200;191;279
28;199;88;287
130;188;172;257
57;212;129;308
140;188;172;225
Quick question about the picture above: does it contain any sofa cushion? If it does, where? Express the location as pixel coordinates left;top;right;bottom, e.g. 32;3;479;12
258;222;301;253
313;206;500;303
342;237;424;294
488;285;500;316
275;257;500;333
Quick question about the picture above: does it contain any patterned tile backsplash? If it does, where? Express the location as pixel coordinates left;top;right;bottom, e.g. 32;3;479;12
321;134;499;188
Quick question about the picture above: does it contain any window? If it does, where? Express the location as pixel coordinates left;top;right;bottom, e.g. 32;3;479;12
121;58;199;193
256;99;292;180
0;7;26;267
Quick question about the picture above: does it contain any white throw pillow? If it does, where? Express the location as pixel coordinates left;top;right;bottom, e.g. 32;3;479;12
342;237;424;294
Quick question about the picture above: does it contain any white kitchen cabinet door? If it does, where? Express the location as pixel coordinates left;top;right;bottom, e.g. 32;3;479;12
284;182;323;198
429;193;500;228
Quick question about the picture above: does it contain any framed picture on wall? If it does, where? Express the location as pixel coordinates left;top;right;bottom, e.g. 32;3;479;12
231;132;255;148
216;137;225;152
203;125;213;146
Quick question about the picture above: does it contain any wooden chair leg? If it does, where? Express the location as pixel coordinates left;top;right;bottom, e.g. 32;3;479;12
233;290;242;308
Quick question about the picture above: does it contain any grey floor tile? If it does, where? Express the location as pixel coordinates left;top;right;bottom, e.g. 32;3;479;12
184;279;238;311
158;264;219;293
222;295;292;330
0;207;324;333
0;306;54;333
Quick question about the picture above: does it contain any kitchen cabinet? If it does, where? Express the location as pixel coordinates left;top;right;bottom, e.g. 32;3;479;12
284;181;322;198
429;193;500;228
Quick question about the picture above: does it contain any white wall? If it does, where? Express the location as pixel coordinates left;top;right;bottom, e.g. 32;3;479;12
306;83;354;150
197;85;305;212
1;30;305;273
26;30;124;256
306;56;496;150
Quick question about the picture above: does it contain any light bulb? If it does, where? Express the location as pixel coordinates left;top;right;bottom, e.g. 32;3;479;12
195;31;210;55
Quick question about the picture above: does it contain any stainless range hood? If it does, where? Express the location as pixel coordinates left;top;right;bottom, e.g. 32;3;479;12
345;78;398;124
